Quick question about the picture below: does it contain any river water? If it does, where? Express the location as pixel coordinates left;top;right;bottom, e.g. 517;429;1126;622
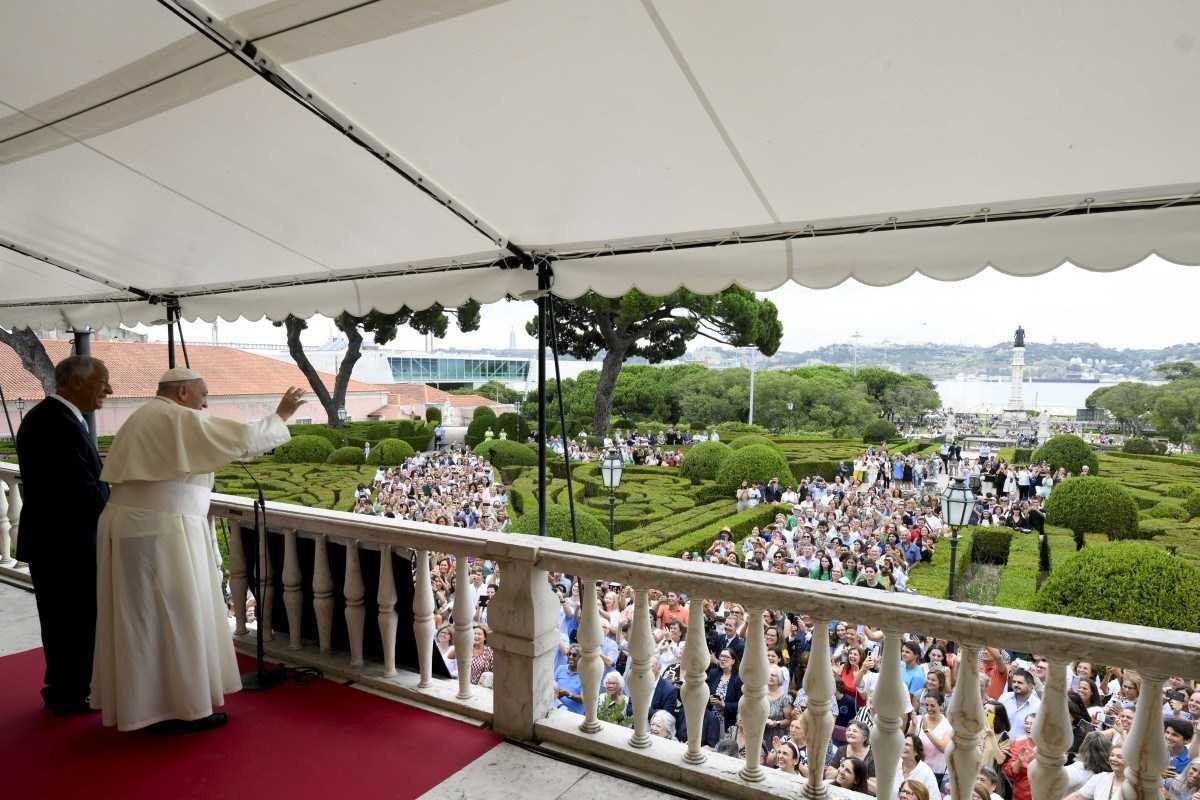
934;379;1116;414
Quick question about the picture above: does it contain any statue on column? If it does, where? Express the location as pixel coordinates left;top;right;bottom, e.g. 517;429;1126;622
1014;325;1025;348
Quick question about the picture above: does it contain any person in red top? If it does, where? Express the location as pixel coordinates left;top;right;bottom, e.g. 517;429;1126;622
981;647;1010;701
1002;712;1037;800
656;591;689;628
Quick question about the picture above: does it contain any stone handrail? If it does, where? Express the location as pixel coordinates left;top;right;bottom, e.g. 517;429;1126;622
4;460;1198;800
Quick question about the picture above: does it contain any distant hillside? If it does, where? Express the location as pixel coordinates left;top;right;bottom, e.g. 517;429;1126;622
689;342;1200;381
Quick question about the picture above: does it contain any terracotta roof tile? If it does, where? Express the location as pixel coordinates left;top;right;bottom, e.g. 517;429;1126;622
0;340;382;401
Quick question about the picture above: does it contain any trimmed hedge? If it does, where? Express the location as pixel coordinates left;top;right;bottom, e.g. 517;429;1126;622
862;419;898;443
473;405;498;421
509;503;610;548
1123;436;1165;455
367;438;415;465
715;421;768;441
465;416;496;448
1033;435;1099;476
679;441;732;483
327;446;366;465
495;412;530;443
425;406;442;424
715;444;794;495
992;526;1076;610
970;528;1014;565
287;423;349;448
643;503;790;558
1144;501;1187;521
906;529;974;600
728;434;778;451
486;439;538;468
1045;476;1141;544
1033;542;1200;631
274;434;335;464
1163;483;1198;499
1187;491;1200;520
789;460;839;482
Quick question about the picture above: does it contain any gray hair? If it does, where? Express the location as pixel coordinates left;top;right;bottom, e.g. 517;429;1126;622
1077;731;1112;774
650;710;676;737
54;355;99;391
603;671;625;692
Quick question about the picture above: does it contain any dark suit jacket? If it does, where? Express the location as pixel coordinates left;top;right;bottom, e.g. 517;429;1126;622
706;666;744;728
625;676;680;723
14;398;108;564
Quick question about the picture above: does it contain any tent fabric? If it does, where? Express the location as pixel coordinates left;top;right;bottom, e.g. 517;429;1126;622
2;0;1199;328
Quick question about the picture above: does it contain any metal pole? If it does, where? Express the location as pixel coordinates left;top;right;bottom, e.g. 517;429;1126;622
946;530;959;600
608;490;616;551
70;327;98;444
536;262;550;537
747;349;757;425
548;296;577;544
167;304;177;369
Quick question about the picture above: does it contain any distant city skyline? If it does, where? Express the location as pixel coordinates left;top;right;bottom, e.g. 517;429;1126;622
147;254;1200;353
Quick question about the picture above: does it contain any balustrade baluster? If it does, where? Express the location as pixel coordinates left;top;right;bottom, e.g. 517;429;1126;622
413;549;435;687
343;540;365;668
259;526;275;641
577;577;603;733
1029;659;1071;800
802;619;834;800
627;587;656;749
681;597;710;765
453;555;473;699
312;534;334;653
0;479;12;566
873;629;909;800
946;644;986;800
1121;673;1169;800
377;545;398;678
739;605;769;783
282;530;302;651
228;523;248;635
7;478;21;561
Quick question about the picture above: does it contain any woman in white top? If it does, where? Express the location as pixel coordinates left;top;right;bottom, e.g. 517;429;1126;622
898;734;943;800
1064;731;1112;795
1065;745;1125;800
914;693;953;781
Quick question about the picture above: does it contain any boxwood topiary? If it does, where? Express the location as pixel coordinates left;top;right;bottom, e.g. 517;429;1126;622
1162;483;1198;499
969;527;1014;565
1044;476;1140;548
679;441;732;482
715;444;794;495
485;439;538;468
1033;434;1099;476
367;437;415;465
274;434;335;464
729;434;779;451
1122;436;1165;455
1186;491;1200;521
473;405;497;421
1144;501;1187;521
425;406;442;424
474;439;501;459
495;412;530;443
862;419;899;443
715;421;768;437
465;415;496;448
1032;542;1200;631
509;503;610;548
327;446;366;465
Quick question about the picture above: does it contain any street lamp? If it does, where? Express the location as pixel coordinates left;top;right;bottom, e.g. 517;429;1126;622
786;401;794;433
337;406;348;424
599;447;624;550
940;476;974;600
15;397;26;420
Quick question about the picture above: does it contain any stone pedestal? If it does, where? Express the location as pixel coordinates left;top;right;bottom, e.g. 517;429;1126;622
1007;346;1025;411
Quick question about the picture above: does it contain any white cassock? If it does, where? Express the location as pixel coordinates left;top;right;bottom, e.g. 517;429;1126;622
91;396;289;730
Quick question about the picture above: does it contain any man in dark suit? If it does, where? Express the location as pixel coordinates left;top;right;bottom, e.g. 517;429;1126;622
16;355;112;715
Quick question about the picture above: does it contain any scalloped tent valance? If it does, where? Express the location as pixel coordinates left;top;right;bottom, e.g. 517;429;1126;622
2;0;1199;329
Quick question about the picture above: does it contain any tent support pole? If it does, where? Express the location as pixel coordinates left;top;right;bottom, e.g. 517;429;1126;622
536;262;550;537
167;304;177;370
70;327;97;444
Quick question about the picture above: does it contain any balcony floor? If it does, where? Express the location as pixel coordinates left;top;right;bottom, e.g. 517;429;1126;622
0;581;687;800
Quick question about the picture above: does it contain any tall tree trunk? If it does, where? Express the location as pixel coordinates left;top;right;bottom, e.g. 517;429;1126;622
592;344;628;436
0;326;56;394
284;316;363;428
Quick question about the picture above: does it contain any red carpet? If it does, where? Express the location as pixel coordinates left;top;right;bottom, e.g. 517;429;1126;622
1;647;501;800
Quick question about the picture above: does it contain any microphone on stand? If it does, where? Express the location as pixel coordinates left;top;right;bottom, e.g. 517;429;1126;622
239;461;286;691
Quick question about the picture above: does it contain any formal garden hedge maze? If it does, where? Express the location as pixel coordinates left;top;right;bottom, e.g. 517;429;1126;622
214;460;375;512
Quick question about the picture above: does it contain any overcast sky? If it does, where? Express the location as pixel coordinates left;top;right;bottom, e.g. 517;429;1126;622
157;254;1198;354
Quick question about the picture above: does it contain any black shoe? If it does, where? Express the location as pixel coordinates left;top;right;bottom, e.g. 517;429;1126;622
45;699;95;716
147;712;229;735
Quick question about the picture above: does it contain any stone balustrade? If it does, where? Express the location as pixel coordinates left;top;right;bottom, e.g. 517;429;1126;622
2;461;1198;800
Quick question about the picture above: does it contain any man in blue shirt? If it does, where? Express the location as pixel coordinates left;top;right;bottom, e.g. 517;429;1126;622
1000;669;1042;741
900;641;926;713
1165;718;1194;777
554;645;585;714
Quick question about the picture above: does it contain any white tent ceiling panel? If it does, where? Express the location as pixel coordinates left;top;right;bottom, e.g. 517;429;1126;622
0;248;111;303
652;0;1200;222
87;77;496;270
285;0;774;243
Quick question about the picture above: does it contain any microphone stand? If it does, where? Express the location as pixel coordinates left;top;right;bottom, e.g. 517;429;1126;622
240;462;286;691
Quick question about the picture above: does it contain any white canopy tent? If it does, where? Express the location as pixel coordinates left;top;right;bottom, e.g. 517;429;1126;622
2;0;1199;331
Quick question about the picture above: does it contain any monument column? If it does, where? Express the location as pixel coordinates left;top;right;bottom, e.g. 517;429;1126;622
1007;325;1025;412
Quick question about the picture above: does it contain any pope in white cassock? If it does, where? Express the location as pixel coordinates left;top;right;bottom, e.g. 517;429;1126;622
91;367;306;732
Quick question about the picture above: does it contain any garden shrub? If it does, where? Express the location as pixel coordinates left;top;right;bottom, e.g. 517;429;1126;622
645;503;790;557
1162;483;1198;499
287;423;348;448
327;446;366;465
425;406;442;424
367;438;415;465
465;416;495;447
1044;476;1140;547
969;527;1014;565
1033;434;1100;476
474;439;500;459
729;434;779;451
1011;448;1033;464
1123;436;1165;455
1136;518;1185;537
1144;501;1187;521
509;503;610;548
862;419;898;443
679;441;732;482
273;434;335;464
715;444;794;495
473;405;498;421
393;419;434;452
486;439;538;468
1033;542;1200;631
1187;491;1200;521
789;460;840;482
612;417;635;430
495;412;530;443
715;421;768;440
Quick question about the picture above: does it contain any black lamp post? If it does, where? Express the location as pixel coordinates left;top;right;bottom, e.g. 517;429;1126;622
600;447;624;550
15;397;25;421
786;400;794;432
940;476;974;600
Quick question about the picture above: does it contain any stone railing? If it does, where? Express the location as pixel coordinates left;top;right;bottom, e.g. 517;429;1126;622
3;461;1198;800
0;466;26;583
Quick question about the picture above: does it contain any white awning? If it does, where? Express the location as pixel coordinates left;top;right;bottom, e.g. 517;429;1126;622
2;0;1199;328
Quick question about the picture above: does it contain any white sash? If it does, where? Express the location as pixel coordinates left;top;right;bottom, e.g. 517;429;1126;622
108;480;212;519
